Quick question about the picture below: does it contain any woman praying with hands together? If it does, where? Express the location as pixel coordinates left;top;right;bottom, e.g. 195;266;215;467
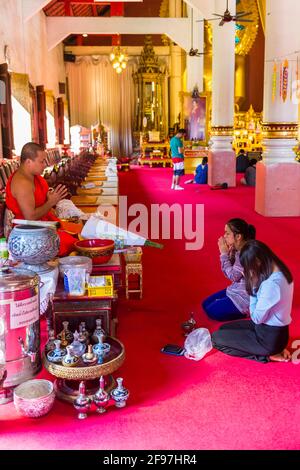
202;218;256;322
212;240;293;363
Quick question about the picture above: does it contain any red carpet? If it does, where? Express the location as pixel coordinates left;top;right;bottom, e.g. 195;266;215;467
1;166;300;450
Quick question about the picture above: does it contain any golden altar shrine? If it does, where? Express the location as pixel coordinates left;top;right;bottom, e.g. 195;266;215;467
138;141;172;167
133;36;166;138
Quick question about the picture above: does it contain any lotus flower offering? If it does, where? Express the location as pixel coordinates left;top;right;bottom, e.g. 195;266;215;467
81;215;163;249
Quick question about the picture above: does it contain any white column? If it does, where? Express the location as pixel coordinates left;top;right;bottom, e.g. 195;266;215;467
170;45;183;126
210;0;236;150
255;0;300;217
186;8;204;92
208;0;236;187
262;0;300;164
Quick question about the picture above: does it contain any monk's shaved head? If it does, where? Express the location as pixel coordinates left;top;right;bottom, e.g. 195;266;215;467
20;142;44;163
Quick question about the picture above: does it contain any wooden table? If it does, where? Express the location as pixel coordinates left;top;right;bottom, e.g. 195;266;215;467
141;141;169;158
52;281;118;338
139;142;171;168
138;157;172;168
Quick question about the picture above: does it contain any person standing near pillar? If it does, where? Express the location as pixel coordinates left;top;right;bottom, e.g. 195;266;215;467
170;129;186;190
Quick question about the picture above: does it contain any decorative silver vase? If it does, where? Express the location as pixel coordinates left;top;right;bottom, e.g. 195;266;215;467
82;344;98;365
70;331;86;357
58;321;74;344
78;322;89;345
62;346;79;367
92;318;106;343
111;377;129;408
8;225;60;274
92;333;111;358
73;381;91;419
47;340;66;364
93;376;109;414
45;329;56;353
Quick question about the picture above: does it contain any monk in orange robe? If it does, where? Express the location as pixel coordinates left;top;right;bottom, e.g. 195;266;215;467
6;142;76;256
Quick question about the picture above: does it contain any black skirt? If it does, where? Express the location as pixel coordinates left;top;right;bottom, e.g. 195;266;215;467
211;319;289;363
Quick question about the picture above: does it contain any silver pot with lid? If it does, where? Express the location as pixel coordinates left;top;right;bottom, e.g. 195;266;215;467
0;267;41;404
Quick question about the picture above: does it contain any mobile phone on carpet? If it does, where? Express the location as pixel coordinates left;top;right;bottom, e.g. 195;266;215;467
161;344;185;356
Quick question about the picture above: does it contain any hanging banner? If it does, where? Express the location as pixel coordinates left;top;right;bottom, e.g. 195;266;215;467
272;62;277;102
297;57;300;103
279;62;283;100
282;59;289;103
290;62;293;101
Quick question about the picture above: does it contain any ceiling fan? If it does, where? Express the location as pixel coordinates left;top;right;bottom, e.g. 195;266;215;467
188;9;205;57
197;0;253;27
188;48;204;57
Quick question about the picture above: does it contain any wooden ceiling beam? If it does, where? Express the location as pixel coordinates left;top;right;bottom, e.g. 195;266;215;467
64;0;73;16
27;0;140;21
47;16;191;51
110;2;124;16
59;0;110;5
74;4;88;15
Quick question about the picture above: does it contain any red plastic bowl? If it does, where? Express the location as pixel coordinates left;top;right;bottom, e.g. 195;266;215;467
74;239;115;265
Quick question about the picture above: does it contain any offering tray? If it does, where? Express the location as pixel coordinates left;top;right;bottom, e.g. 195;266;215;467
43;337;125;403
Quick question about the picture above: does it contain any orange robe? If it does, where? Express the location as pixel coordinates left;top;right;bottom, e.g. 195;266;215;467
6;173;76;257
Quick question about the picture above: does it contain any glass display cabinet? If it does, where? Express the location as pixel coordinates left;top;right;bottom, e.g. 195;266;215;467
133;36;166;139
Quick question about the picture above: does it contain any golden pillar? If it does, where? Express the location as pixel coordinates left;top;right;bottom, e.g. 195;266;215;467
235;55;246;109
169;0;183;128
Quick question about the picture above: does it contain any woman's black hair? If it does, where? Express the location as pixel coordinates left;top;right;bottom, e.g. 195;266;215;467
202;157;208;165
226;218;256;241
240;240;293;295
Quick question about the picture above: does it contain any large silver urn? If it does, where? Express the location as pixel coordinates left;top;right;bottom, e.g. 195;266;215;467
8;225;60;274
0;267;41;404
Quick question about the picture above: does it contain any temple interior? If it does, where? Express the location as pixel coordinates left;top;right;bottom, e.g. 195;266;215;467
0;0;300;454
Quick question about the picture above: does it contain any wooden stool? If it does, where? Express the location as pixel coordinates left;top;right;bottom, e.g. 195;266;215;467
125;263;143;299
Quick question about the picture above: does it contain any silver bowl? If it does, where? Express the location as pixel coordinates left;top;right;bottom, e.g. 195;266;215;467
8;225;60;273
13;379;55;418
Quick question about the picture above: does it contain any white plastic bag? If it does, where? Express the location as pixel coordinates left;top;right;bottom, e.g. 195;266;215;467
55;199;85;219
184;328;212;361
